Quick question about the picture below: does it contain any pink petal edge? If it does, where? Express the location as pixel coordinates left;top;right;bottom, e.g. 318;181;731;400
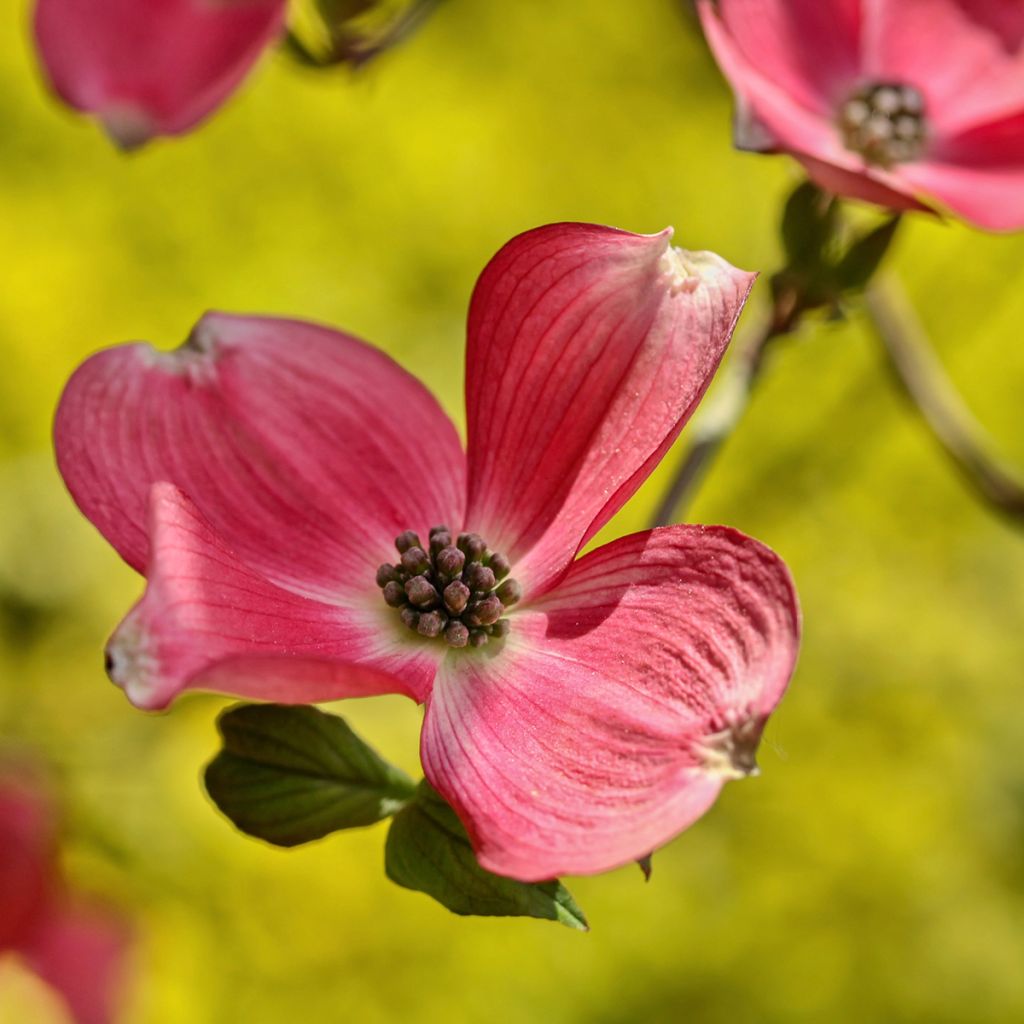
796;155;935;214
903;109;1024;231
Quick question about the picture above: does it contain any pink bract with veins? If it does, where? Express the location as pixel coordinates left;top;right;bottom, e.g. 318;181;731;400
55;223;801;882
698;0;1024;231
33;0;287;148
0;772;129;1024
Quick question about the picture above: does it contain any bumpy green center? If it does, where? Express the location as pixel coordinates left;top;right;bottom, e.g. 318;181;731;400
376;526;522;649
839;82;927;166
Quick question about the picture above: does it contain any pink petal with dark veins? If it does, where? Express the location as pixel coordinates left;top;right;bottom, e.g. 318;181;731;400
422;525;800;881
55;312;466;603
464;223;755;600
105;483;441;709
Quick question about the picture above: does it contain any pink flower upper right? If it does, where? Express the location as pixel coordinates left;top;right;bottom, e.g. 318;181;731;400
697;0;1024;231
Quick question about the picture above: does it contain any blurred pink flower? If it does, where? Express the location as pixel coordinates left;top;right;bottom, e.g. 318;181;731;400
33;0;287;148
698;0;1024;231
55;223;800;881
0;772;130;1024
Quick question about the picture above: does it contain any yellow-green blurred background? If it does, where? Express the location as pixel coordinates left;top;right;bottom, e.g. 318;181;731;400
2;1;1024;1021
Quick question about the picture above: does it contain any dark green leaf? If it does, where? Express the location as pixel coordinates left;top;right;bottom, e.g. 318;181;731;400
205;704;416;847
780;180;838;269
385;782;589;931
281;30;329;68
284;0;441;68
834;216;901;293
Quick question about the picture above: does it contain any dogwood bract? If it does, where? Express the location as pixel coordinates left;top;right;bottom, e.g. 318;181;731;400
55;223;800;881
33;0;286;148
699;0;1024;231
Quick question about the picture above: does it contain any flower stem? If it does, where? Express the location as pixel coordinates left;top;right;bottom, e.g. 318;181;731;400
864;276;1024;522
649;292;799;527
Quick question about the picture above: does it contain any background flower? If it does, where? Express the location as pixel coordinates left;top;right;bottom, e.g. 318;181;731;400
698;0;1024;230
0;770;130;1024
32;0;287;148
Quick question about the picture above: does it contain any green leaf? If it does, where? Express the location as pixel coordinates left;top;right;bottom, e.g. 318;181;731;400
834;216;901;293
205;704;417;847
385;782;589;931
284;0;441;68
780;180;838;270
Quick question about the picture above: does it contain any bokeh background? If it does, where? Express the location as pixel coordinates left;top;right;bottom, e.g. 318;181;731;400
2;1;1024;1021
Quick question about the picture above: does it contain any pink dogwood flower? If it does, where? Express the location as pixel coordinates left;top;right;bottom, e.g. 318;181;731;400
55;223;800;881
1;771;130;1024
698;0;1024;231
33;0;287;148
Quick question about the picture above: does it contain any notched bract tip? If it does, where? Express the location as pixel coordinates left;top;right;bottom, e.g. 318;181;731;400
658;246;709;297
183;314;223;355
694;715;767;780
137;314;222;377
104;611;161;709
100;106;155;152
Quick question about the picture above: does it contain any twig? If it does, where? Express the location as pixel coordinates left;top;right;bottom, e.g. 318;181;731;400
864;276;1024;521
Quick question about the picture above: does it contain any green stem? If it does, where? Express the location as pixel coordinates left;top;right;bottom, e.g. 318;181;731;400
864;276;1024;522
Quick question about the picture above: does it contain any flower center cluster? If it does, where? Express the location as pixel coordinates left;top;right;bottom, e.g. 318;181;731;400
376;526;522;649
839;82;927;166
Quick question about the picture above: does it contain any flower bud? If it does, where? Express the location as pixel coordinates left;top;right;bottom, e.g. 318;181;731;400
405;576;439;609
488;552;511;580
417;610;447;638
445;621;470;648
474;595;503;626
395;530;421;553
429;530;453;556
435;545;466;579
457;533;487;562
400;545;430;575
376;563;401;587
465;563;496;594
496;579;522;606
443;580;471;615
